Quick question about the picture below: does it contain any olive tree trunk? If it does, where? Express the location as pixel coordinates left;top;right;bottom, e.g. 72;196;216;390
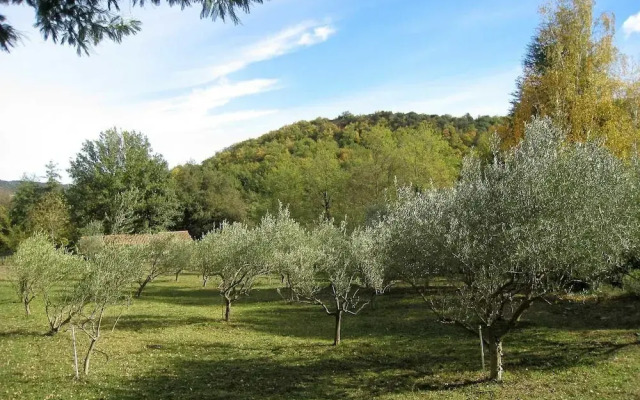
47;314;73;336
223;298;231;322
23;296;31;316
333;310;343;346
489;336;504;382
135;276;152;298
83;338;97;376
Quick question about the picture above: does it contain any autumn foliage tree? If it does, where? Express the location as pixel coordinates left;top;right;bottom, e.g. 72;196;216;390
26;191;73;246
508;0;638;156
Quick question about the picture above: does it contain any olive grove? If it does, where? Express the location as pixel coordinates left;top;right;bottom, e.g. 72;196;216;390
7;117;640;381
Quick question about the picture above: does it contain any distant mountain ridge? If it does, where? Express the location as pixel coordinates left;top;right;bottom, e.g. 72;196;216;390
0;180;49;195
0;180;28;191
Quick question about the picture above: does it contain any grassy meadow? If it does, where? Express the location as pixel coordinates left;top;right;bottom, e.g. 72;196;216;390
1;267;639;400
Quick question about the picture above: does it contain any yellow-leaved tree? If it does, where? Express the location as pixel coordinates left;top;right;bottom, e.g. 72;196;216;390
508;0;639;157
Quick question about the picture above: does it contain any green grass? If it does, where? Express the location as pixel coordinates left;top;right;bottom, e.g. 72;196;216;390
1;269;639;400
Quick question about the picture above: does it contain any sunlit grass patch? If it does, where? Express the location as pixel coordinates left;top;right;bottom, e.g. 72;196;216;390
0;272;638;399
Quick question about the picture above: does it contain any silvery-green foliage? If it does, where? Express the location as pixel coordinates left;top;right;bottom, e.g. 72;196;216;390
387;117;637;333
12;233;86;330
12;233;60;308
40;253;87;334
195;221;271;309
170;239;193;279
284;218;387;344
74;244;139;375
293;218;385;315
383;117;637;379
350;226;388;294
379;186;454;292
260;206;320;300
314;219;358;305
135;234;191;296
78;244;139;306
448;118;634;328
76;234;106;260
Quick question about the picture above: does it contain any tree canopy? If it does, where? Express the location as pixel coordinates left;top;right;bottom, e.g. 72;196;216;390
508;0;639;156
67;128;179;234
173;112;506;234
0;0;264;54
381;117;638;380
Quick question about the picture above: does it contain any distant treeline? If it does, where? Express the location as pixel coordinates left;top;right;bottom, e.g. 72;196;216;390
172;112;507;236
0;112;507;252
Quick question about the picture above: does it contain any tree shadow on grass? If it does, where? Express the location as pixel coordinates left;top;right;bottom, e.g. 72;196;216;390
507;335;639;372
239;289;458;344
140;286;283;308
107;314;213;332
239;293;639;380
96;314;640;400
523;295;640;331
0;329;43;338
102;347;476;400
414;377;491;391
101;332;637;400
99;286;640;398
134;285;218;307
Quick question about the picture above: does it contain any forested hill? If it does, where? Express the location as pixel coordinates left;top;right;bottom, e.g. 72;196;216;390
172;112;506;236
0;180;27;192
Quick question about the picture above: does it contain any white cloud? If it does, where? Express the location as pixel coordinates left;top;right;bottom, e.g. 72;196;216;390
180;21;336;86
0;17;337;182
152;79;279;115
623;12;640;37
0;66;517;182
298;26;336;45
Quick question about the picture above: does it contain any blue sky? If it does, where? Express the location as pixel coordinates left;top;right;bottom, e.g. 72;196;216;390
1;0;640;182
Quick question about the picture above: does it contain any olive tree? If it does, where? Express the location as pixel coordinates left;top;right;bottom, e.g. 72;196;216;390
383;118;637;381
377;185;452;296
11;233;55;315
40;256;87;336
134;234;190;297
75;245;138;376
76;233;106;260
11;233;84;327
281;219;387;345
259;206;308;300
194;222;271;321
172;240;193;282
